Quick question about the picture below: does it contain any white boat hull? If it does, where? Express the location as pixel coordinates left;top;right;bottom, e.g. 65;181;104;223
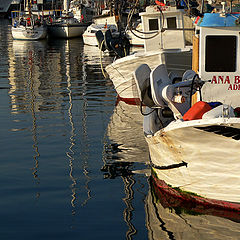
47;23;88;38
147;118;240;203
105;50;191;103
11;25;47;40
82;33;98;46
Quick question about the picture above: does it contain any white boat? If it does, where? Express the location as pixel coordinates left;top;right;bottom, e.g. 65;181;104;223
11;1;47;40
12;23;47;40
105;4;193;104
82;23;118;46
47;0;92;38
134;3;240;206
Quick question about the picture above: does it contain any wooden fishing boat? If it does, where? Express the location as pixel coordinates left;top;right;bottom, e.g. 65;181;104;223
105;3;193;104
134;2;240;205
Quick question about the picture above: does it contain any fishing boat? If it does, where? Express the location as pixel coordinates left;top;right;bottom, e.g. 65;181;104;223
133;2;240;206
82;23;118;46
105;3;193;105
11;0;47;40
47;0;93;38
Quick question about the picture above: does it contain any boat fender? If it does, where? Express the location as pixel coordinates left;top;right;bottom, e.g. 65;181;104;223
183;101;212;121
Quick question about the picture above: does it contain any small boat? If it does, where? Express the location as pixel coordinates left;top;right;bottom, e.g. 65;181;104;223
82;23;118;46
105;3;193;104
11;1;47;40
47;0;93;38
134;2;240;205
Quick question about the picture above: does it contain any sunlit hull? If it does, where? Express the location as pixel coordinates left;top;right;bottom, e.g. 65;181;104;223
11;25;47;40
147;118;240;203
47;23;88;38
105;51;165;102
82;33;98;46
105;50;191;104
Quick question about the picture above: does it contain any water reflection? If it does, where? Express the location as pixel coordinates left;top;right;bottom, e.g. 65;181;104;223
147;176;240;239
103;100;150;239
7;35;115;212
106;99;150;164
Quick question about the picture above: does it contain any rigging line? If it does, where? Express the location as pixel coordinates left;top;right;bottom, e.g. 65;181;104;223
128;27;160;40
99;40;108;78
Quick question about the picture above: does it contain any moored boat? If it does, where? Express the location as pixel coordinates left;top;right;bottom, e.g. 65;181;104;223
133;2;240;205
47;0;93;38
105;3;193;104
82;23;118;46
11;1;47;40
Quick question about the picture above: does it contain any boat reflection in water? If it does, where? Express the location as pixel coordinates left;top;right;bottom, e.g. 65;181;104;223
105;99;149;164
102;99;150;238
147;175;240;239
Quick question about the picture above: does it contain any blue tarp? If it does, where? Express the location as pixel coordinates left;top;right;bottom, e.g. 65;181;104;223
198;13;240;27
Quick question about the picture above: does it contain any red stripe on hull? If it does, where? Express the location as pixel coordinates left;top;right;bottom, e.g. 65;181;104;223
116;95;140;106
151;174;240;220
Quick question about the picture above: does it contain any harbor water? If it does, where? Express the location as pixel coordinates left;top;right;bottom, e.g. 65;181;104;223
1;19;240;239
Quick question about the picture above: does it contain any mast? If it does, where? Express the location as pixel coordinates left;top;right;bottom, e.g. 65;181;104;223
64;0;69;12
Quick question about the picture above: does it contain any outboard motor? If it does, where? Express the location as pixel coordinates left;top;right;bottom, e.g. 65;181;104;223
96;29;131;58
96;30;106;52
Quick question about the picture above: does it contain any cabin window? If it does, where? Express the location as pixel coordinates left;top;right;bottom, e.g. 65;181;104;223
166;17;177;29
205;35;236;72
148;19;159;31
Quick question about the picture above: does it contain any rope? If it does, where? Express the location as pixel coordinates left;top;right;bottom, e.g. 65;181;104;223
99;40;108;79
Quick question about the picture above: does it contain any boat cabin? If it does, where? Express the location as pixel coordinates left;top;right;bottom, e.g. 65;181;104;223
139;5;187;52
193;8;240;107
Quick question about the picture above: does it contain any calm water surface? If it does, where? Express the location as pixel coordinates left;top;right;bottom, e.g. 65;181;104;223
0;19;240;240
